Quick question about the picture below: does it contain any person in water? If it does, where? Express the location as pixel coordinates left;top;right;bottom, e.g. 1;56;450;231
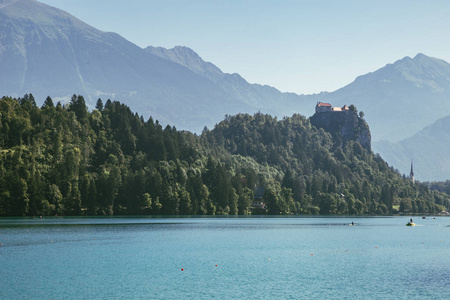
410;218;413;223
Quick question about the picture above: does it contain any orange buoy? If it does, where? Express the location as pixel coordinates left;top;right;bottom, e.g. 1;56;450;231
215;265;218;267
181;268;184;271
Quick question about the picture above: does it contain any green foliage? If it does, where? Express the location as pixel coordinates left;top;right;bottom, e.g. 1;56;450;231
0;95;449;216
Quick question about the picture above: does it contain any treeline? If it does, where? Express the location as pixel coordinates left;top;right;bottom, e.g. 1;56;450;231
427;180;450;195
0;94;449;216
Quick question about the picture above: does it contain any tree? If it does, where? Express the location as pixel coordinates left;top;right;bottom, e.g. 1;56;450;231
95;98;104;111
264;187;280;215
42;96;54;109
237;187;253;215
1;95;449;217
69;94;88;121
178;187;192;215
10;177;29;216
47;184;63;215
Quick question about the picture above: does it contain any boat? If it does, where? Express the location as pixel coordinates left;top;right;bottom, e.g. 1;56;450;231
406;218;415;226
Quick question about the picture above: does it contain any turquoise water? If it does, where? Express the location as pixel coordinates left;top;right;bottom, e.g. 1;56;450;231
1;216;449;299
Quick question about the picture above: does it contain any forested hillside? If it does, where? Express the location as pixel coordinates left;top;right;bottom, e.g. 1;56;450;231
0;95;449;216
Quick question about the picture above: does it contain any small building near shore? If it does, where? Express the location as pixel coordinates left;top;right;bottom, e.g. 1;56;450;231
252;186;266;209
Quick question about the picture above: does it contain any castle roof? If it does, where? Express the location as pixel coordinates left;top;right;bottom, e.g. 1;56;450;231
317;102;332;107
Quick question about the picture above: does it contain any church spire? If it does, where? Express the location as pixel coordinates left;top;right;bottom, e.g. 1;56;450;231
410;160;415;183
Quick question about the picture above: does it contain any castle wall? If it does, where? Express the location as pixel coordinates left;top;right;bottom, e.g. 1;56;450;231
315;106;332;113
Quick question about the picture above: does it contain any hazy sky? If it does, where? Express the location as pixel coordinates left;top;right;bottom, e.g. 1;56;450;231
38;0;450;94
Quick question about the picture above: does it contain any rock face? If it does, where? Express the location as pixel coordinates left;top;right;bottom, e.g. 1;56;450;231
310;109;371;152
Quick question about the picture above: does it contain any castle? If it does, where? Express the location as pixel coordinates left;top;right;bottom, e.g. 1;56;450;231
315;102;350;113
310;102;371;152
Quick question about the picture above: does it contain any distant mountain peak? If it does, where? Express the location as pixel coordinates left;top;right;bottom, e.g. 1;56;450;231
314;53;450;143
413;52;427;59
145;45;224;77
356;53;450;89
396;53;449;68
0;0;87;29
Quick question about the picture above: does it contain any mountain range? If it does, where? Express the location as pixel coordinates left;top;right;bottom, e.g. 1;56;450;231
2;0;450;181
373;115;450;181
0;0;305;132
309;54;450;143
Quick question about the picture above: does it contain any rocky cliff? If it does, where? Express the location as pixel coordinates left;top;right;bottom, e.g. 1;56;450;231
310;109;371;152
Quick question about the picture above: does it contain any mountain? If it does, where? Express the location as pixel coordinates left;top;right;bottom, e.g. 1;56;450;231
373;115;450;182
0;0;244;131
0;0;308;133
145;46;302;111
146;46;450;149
308;54;450;143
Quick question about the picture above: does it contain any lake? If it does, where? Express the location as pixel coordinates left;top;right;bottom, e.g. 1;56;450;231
1;216;449;299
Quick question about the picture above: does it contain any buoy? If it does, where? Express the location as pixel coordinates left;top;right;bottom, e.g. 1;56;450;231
375;247;378;248
215;265;218;267
181;268;184;271
311;253;313;256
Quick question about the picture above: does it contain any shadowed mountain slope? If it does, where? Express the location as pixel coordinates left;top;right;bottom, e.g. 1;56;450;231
373;115;450;181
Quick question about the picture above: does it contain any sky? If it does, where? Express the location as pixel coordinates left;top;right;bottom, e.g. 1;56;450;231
38;0;450;95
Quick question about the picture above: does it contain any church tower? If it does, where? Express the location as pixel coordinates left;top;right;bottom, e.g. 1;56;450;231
409;160;415;183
